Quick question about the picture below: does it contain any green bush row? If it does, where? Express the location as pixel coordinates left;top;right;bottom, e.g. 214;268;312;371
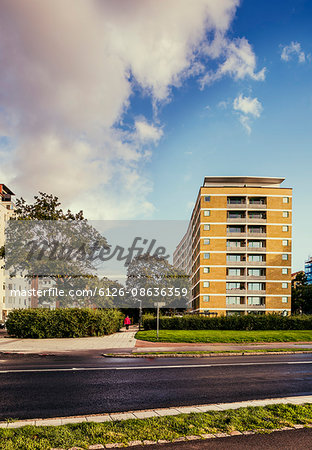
6;308;124;338
142;314;312;331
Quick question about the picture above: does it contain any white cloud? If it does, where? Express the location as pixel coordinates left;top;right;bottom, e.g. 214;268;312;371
201;36;265;87
0;0;263;218
135;120;163;144
281;41;307;63
233;94;263;134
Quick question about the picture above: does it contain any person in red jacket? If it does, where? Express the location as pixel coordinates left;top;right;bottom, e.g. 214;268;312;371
124;315;131;330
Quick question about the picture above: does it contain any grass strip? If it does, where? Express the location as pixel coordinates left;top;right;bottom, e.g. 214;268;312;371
135;329;312;343
1;404;312;449
131;348;312;356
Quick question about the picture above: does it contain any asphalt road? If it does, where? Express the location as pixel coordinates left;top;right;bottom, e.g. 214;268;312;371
0;353;312;420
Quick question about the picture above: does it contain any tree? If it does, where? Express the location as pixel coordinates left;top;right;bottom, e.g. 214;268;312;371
125;253;190;309
291;271;312;314
5;192;110;307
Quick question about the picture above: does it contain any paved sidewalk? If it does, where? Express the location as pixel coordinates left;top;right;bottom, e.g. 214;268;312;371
0;329;137;354
1;394;312;429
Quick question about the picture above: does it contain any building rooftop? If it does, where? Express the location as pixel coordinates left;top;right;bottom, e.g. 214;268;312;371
203;176;285;188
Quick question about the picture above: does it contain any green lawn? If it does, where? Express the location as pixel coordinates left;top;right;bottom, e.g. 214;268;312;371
135;329;312;343
1;404;312;449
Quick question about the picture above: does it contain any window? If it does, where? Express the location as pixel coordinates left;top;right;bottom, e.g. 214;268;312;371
282;226;289;232
226;282;241;290
282;254;288;260
203;281;210;288
248;297;262;305
282;282;288;289
203;295;210;302
248;269;262;276
204;253;210;259
282;268;288;275
204;196;211;202
227;254;241;262
204;210;210;216
204;224;210;231
283;211;289;218
248;255;264;262
248;283;264;291
248;241;262;248
227;240;242;248
226;296;241;305
282;240;288;246
204;239;210;245
283;197;289;203
228;268;241;276
282;297;288;303
203;267;210;273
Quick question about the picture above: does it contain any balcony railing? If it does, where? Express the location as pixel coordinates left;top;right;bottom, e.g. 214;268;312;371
247;289;266;295
247;303;266;309
227;203;247;209
248;203;267;209
226;260;247;266
226;275;246;280
227;217;247;223
248;217;266;223
226;288;246;294
247;232;266;237
247;247;266;252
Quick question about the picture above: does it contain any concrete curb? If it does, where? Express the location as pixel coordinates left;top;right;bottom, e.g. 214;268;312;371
2;394;312;430
103;350;312;358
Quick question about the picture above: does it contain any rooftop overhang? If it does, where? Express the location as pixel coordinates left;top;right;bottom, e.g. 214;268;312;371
203;176;285;188
0;184;15;196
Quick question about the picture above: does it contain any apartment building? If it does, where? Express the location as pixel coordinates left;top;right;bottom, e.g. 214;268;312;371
0;184;16;321
173;176;292;315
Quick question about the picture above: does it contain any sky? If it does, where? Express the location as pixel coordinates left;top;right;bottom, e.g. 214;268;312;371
0;0;311;271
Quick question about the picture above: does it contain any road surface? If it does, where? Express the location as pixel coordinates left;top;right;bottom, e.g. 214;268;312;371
0;352;312;420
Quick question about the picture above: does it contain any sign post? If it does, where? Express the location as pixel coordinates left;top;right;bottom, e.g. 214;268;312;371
154;302;166;340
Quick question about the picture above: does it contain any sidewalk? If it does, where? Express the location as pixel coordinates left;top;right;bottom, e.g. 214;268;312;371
0;328;137;354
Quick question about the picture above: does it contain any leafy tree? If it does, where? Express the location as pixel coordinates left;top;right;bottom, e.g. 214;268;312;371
125;253;190;309
291;271;312;314
5;192;110;307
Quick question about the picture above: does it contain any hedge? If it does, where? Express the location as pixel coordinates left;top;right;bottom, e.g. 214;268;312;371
6;308;124;338
142;314;312;331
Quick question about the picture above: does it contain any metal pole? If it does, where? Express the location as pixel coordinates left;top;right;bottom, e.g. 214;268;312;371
157;304;159;340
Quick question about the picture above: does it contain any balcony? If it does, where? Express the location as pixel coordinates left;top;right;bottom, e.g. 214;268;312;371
227;203;247;209
247;303;266;309
248;203;267;209
246;260;266;266
247;289;266;295
227;231;246;237
247;232;266;237
226;303;246;309
227;217;246;223
247;275;266;280
226;289;246;294
227;260;246;266
226;246;246;252
247;247;266;252
226;275;246;280
248;217;266;223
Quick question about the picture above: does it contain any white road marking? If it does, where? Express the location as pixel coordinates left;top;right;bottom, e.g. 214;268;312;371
0;360;312;373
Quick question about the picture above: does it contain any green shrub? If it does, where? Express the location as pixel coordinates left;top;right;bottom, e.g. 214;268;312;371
142;314;312;331
6;308;124;338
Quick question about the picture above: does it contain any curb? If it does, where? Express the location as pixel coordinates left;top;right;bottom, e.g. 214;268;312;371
2;395;312;429
103;350;312;358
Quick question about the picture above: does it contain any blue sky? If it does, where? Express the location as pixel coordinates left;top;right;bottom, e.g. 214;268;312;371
129;0;312;271
0;0;311;271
